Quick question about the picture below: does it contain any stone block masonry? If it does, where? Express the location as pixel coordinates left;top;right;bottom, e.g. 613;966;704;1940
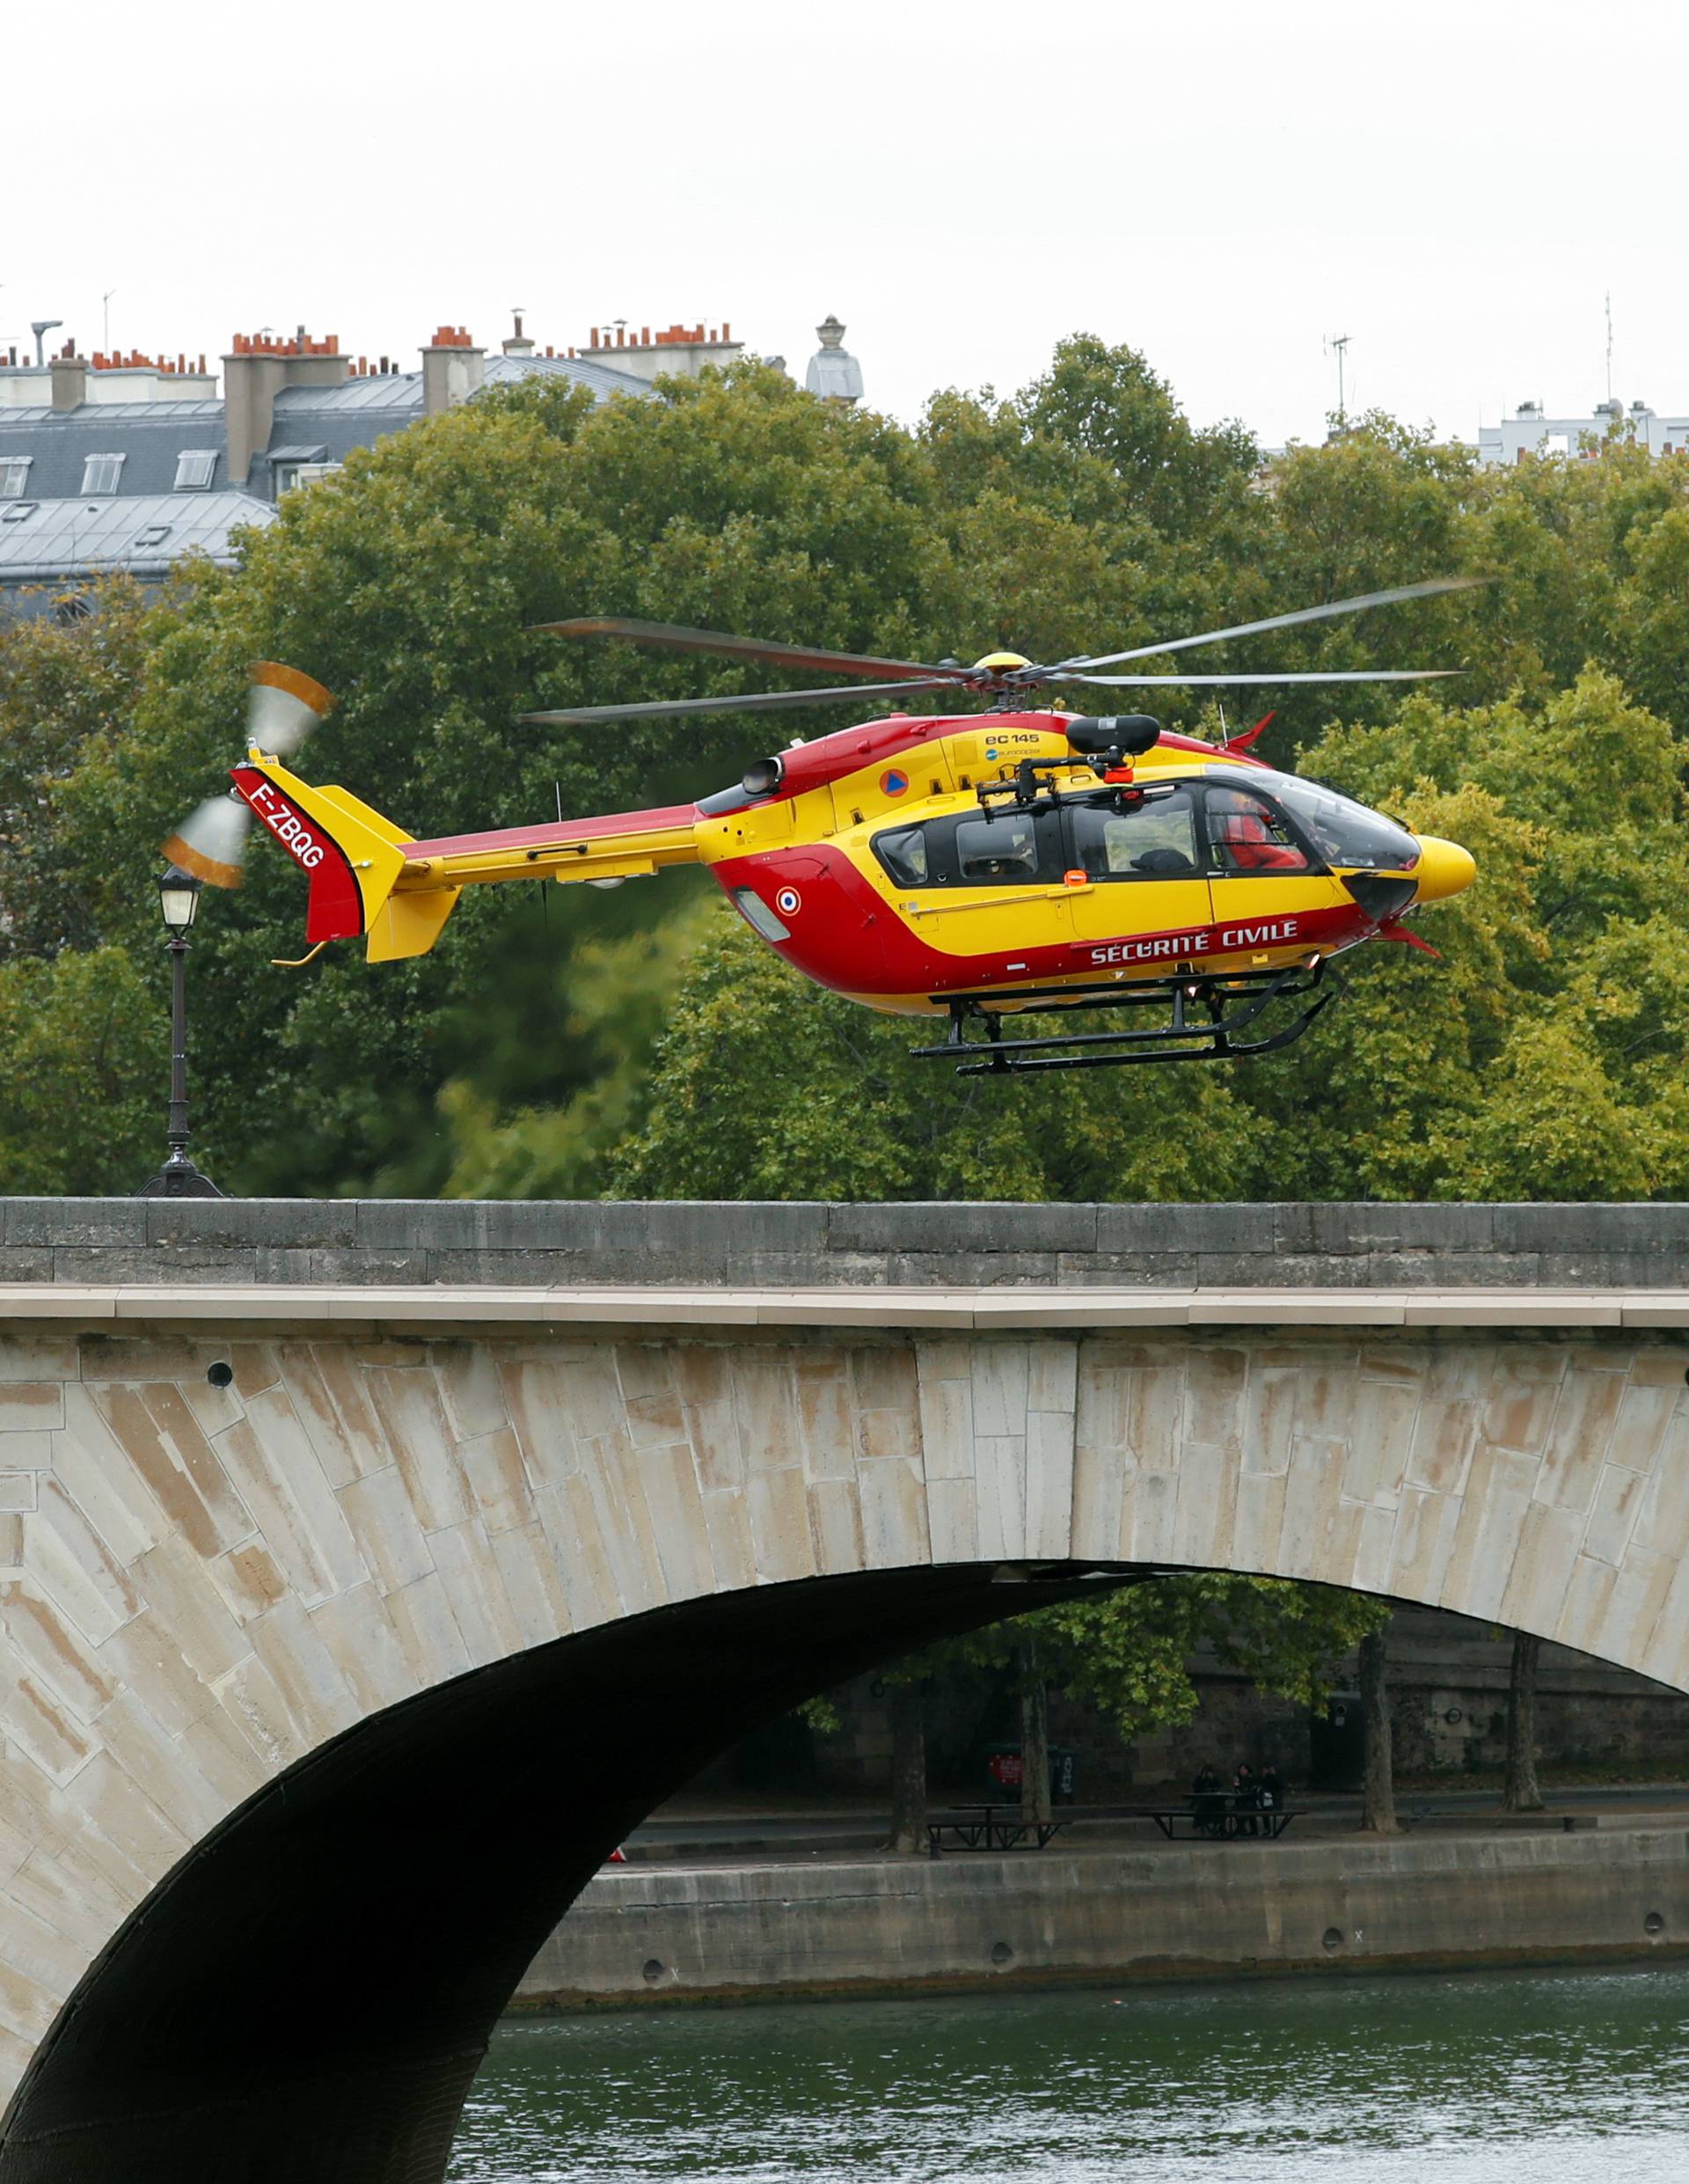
1;1198;1685;1292
0;1203;1686;2180
519;1828;1689;2006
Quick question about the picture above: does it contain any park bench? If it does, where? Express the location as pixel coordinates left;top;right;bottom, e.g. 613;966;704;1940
1126;1803;1298;1842
925;1805;1071;1855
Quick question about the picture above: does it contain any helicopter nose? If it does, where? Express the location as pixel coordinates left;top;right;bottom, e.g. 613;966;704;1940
1411;836;1476;903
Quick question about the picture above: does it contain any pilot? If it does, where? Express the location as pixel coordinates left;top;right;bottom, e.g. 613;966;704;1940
1213;798;1305;874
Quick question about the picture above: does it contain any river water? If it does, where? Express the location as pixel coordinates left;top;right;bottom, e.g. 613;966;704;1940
449;1964;1689;2181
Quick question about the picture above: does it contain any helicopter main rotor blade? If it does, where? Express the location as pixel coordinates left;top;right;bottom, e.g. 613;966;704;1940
523;677;963;727
534;617;956;683
1054;576;1488;672
1055;669;1461;687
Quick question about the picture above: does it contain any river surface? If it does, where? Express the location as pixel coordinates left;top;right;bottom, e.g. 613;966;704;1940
449;1964;1689;2181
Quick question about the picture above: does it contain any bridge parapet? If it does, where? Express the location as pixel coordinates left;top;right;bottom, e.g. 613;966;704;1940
1;1198;1685;1293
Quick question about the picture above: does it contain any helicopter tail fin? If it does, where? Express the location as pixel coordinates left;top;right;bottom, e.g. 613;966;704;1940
1224;708;1276;755
230;755;463;964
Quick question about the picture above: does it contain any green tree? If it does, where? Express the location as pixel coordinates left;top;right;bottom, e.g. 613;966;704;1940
1237;670;1689;1201
615;910;1261;1203
14;338;1689;1204
0;575;159;960
0;946;158;1192
850;1575;1387;1849
36;365;962;1197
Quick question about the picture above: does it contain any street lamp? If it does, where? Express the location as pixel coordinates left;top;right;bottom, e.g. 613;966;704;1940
135;864;224;1198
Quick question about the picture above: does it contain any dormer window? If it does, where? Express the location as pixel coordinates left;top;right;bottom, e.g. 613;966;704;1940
80;453;125;495
173;450;217;490
0;458;31;499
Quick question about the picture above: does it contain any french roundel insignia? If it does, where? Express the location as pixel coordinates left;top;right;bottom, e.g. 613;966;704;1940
880;768;910;797
776;886;801;916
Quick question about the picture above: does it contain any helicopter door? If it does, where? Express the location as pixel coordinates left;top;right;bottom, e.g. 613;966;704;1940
1202;783;1349;965
902;807;1072;964
1061;787;1211;954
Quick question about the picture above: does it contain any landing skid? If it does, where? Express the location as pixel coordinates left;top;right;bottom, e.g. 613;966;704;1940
910;960;1338;1075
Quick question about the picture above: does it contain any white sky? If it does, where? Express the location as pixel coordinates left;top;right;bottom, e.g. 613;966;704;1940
6;0;1685;446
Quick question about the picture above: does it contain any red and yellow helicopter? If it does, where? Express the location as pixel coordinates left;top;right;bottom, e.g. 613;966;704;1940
164;581;1479;1074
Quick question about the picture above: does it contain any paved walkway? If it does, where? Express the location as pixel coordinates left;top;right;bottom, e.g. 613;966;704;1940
623;1784;1689;1865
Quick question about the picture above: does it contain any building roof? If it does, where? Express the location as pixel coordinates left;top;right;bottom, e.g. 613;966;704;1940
0;346;656;590
0;400;230;498
0;351;655;510
0;490;275;585
271;375;426;417
481;351;651;399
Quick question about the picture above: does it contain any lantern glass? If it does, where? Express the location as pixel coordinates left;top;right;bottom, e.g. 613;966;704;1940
157;865;201;930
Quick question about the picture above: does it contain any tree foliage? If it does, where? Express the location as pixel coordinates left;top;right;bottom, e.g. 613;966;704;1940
6;340;1689;1200
862;1575;1388;1753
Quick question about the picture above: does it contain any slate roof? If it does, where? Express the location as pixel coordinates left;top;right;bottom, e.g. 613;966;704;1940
0;491;275;585
241;353;651;495
482;351;651;399
0;349;654;589
0;400;229;499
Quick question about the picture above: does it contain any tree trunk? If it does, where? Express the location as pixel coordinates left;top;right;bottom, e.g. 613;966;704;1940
1358;1628;1397;1834
1018;1636;1052;1827
1503;1630;1545;1812
888;1680;928;1855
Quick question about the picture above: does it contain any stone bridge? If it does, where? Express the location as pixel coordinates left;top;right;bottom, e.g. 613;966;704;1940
0;1197;1685;2181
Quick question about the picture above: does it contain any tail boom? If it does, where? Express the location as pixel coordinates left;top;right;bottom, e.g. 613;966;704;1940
230;757;700;963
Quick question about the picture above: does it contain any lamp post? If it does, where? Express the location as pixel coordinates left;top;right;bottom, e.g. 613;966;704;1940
135;865;223;1198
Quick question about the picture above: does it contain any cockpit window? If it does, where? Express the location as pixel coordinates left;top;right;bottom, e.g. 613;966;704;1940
1205;787;1311;876
1269;773;1419;871
874;824;930;887
1067;788;1200;880
954;811;1042;883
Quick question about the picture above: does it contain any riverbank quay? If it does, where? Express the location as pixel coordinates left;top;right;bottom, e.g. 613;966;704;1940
617;1785;1689;1863
514;1821;1689;2009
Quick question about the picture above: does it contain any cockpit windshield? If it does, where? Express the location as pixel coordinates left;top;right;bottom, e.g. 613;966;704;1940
1254;770;1420;872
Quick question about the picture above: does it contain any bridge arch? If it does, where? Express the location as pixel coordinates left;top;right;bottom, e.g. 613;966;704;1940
2;1273;1687;2178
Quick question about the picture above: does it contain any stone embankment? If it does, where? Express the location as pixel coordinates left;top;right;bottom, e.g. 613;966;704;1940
517;1827;1689;2008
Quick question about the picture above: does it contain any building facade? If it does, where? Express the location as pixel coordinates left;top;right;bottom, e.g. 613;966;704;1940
1476;395;1689;465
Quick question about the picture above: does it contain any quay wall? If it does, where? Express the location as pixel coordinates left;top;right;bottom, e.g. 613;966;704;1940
2;1197;1686;1291
516;1829;1689;2007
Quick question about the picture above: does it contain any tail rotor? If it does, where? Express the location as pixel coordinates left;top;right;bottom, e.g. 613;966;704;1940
160;662;335;888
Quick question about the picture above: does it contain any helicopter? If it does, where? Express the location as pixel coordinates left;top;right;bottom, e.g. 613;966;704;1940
162;580;1480;1075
